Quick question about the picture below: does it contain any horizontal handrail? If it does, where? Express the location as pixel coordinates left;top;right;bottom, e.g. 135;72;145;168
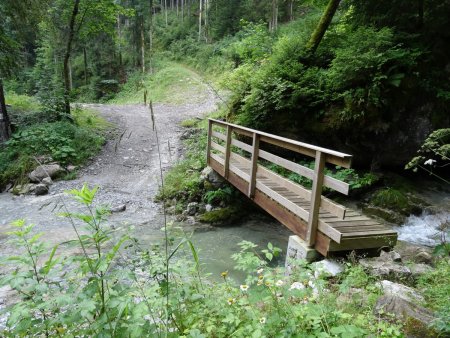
209;118;352;168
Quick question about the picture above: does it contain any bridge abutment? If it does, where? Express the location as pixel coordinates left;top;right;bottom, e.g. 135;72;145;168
285;235;321;273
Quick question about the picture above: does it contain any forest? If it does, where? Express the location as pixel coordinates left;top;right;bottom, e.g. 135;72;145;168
0;0;449;337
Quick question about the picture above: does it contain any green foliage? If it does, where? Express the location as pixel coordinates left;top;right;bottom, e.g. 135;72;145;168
265;160;378;191
0;106;106;187
111;61;208;104
181;118;200;128
417;260;450;334
370;188;409;211
406;129;450;181
198;206;243;224
203;186;234;205
0;185;407;337
227;21;273;64
4;92;41;112
157;128;207;203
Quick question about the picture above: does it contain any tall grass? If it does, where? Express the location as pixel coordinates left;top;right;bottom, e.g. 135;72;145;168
110;61;209;105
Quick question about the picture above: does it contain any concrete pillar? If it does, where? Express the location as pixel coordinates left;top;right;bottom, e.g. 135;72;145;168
285;235;321;275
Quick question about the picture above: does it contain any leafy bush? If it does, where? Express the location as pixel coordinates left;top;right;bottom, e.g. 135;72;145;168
0;109;105;188
203;186;234;205
157;128;207;204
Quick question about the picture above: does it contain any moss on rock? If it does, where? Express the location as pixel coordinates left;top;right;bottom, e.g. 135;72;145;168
198;206;244;225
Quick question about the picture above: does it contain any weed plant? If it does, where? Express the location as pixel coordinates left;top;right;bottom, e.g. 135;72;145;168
0;184;409;337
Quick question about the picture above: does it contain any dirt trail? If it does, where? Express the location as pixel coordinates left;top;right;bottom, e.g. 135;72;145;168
0;76;218;247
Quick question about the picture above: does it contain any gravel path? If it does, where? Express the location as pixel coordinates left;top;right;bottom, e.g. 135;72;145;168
0;74;218;261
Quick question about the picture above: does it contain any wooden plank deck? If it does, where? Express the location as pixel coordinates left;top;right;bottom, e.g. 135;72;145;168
207;119;397;256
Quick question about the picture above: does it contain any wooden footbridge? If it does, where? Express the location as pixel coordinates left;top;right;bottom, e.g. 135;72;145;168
206;119;397;257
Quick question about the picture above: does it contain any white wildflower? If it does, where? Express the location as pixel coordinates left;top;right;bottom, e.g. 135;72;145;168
289;282;305;290
240;284;249;292
259;317;266;324
275;280;284;287
257;268;264;275
424;159;436;165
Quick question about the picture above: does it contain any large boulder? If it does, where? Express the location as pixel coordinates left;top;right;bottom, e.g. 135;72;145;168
29;164;65;183
375;280;437;337
379;280;423;303
374;295;436;337
200;166;224;189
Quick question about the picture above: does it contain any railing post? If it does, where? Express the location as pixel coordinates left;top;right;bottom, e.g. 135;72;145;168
306;151;326;246
224;125;232;178
206;120;212;166
248;132;260;198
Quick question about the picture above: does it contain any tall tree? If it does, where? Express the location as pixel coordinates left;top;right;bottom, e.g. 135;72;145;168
306;0;341;53
63;0;80;116
0;79;11;142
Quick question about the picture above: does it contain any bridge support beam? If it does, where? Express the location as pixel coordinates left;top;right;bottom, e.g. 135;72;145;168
285;235;321;274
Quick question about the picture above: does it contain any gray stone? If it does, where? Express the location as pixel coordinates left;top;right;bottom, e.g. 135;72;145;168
186;202;199;216
66;165;77;172
42;177;53;186
200;166;224;189
29;164;65;182
379;280;424;303
205;204;213;212
110;204;126;213
380;250;402;262
34;184;49;196
410;263;433;278
311;259;344;277
415;251;433;265
374;295;435;329
359;257;411;279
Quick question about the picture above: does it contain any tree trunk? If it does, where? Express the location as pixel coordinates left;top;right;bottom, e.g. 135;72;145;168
289;0;294;21
271;0;278;31
141;21;145;73
204;0;208;42
63;0;81;118
306;0;341;54
83;47;88;85
0;79;11;143
165;0;168;26
198;0;202;41
181;0;184;22
149;0;153;73
68;58;73;91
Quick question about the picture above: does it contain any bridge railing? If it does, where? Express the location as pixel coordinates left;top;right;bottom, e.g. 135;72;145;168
207;118;353;246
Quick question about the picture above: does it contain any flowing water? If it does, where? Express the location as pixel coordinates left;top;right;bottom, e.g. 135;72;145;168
395;211;450;247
